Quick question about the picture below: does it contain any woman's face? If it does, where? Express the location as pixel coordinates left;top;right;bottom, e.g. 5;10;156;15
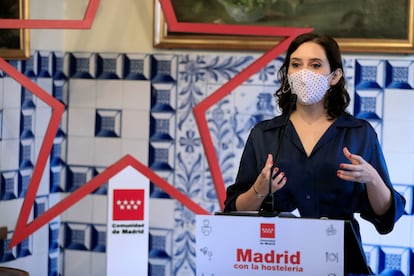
287;41;332;76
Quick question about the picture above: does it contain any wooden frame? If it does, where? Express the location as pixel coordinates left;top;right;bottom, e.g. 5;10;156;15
0;0;30;60
153;0;414;53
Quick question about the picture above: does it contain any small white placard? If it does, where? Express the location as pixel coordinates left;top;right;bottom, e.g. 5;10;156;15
106;166;150;275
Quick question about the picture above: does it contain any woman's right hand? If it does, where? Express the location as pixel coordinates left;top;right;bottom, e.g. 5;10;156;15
253;154;287;196
235;154;287;211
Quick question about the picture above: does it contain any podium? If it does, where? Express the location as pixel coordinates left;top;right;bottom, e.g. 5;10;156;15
196;213;370;276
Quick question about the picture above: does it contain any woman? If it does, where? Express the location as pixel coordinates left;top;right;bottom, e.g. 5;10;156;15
224;33;406;270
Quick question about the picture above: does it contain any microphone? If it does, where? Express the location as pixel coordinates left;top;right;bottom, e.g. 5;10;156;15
259;93;297;217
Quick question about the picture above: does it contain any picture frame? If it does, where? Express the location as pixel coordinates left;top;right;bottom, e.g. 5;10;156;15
0;0;30;60
153;0;414;54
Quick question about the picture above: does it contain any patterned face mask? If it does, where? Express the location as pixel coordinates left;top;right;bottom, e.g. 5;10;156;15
288;69;333;105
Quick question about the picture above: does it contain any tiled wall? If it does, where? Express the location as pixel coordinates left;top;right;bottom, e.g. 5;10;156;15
0;51;413;275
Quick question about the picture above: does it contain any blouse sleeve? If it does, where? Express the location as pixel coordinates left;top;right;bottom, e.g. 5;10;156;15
359;137;406;234
224;128;260;212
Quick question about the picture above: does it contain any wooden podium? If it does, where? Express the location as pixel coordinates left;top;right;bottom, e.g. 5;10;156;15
196;213;370;276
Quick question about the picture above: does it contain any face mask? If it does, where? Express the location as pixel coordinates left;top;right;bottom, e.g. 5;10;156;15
287;69;333;105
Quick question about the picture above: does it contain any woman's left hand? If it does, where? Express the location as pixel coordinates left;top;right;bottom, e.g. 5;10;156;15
337;147;393;216
337;147;378;184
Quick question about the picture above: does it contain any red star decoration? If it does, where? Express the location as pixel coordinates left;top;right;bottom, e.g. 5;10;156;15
1;0;312;248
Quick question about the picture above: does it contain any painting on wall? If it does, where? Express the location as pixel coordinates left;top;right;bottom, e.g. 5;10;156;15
153;0;414;53
0;0;30;60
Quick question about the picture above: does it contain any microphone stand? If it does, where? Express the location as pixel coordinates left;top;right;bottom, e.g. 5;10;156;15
259;94;297;217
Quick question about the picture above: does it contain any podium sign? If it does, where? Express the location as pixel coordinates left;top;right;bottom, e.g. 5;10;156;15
106;166;150;275
196;215;344;276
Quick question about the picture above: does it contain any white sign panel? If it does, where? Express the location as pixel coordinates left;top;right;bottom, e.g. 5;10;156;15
196;215;344;276
106;166;150;275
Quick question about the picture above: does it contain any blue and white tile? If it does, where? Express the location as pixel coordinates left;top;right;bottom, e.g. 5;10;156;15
122;80;151;111
379;247;411;275
246;56;283;85
123;53;152;80
96;80;124;109
121;139;149;164
34;78;53;107
385;60;414;89
94;138;122;167
0;199;25;230
65;53;97;79
91;194;107;224
355;59;386;89
67;108;95;137
150;83;177;112
354;89;383;120
122;110;150;139
2;77;22;108
151;54;178;83
378;215;412;247
63;250;93;275
68;79;97;109
383;120;414;154
356;214;381;245
66;137;96;165
34;107;52;138
362;245;380;274
53;79;69;105
95;53;123;80
148;141;175;171
61;195;93;223
1;139;20;171
91;251;106;276
386;151;414;185
383;89;414;121
1;108;21;140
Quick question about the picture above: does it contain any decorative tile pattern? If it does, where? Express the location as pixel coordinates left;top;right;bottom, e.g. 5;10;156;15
34;196;48;218
354;89;383;120
49;222;59;251
18;168;32;198
380;247;412;275
19;138;35;169
50;165;66;193
96;54;121;79
0;238;16;262
48;251;59;276
355;60;386;89
90;225;106;252
385;60;414;89
66;166;96;192
0;171;18;200
0;50;413;276
149;228;173;257
17;238;31;258
20;109;35;139
94;109;122;137
65;53;96;79
64;223;91;251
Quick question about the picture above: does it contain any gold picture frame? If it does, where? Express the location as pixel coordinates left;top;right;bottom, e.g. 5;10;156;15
0;0;30;60
153;0;414;54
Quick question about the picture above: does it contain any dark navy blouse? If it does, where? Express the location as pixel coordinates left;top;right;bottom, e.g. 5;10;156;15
224;113;406;236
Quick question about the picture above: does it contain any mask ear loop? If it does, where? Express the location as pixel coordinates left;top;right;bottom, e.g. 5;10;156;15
327;69;341;96
328;68;341;86
281;78;290;93
331;68;342;78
